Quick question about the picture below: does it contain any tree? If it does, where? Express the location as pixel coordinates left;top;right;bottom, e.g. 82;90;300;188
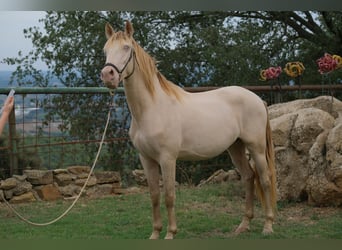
2;11;341;178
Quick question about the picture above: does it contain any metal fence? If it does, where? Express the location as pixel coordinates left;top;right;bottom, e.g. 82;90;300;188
0;84;341;181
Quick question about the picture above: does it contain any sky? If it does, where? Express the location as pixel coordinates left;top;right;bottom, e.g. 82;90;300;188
0;11;47;71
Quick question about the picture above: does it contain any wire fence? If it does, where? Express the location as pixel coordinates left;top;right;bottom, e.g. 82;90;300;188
0;84;341;183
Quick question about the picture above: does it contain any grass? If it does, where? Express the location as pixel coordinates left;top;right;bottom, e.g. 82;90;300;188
0;182;341;239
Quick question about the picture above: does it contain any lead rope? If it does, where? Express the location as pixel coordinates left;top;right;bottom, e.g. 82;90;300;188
0;90;115;226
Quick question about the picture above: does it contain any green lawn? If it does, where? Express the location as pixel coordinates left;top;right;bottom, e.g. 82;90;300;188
0;183;341;239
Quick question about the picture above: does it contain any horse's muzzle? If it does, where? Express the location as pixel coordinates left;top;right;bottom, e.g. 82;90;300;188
101;66;120;89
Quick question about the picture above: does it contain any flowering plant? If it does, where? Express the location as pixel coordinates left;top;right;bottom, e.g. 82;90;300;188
259;66;282;81
284;62;305;78
316;53;340;74
333;55;342;69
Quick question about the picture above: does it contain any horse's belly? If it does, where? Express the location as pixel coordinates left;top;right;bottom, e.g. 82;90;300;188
178;125;238;161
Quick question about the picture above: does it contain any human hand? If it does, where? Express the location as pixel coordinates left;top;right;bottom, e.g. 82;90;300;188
2;96;14;114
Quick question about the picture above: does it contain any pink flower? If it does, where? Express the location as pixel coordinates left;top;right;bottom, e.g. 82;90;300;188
264;66;282;80
316;53;338;74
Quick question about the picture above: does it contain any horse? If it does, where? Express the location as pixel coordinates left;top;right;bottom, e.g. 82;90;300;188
100;21;277;239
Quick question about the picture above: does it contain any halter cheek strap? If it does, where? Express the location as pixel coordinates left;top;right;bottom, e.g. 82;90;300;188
104;49;136;81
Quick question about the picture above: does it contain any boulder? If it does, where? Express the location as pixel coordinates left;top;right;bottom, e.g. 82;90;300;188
67;166;90;175
95;171;121;184
53;169;69;175
57;184;81;197
74;176;97;187
269;96;342;206
10;192;36;203
198;169;240;187
86;184;113;197
0;177;18;190
24;170;53;185
0;190;4;201
4;189;14;200
132;169;148;186
12;181;32;196
54;173;74;186
35;184;62;201
13;175;27;182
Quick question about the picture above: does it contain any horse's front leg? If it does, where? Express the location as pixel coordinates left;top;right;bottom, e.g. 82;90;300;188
160;156;177;239
139;154;163;239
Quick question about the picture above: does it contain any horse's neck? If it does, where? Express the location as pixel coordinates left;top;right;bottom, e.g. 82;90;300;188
123;72;161;122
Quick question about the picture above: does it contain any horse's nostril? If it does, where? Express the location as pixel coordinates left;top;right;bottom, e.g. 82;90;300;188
109;69;114;75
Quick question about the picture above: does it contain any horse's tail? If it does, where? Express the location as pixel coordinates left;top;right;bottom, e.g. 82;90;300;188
254;103;277;213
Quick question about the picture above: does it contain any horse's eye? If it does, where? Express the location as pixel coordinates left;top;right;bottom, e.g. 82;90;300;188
123;45;130;50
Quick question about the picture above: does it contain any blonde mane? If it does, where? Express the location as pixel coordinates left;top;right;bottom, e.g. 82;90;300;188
132;40;184;101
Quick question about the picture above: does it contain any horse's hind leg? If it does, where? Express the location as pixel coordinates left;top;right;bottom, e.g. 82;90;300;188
139;154;163;239
228;139;255;234
248;145;274;235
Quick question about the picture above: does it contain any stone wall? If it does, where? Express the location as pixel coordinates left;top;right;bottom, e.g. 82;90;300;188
0;166;122;203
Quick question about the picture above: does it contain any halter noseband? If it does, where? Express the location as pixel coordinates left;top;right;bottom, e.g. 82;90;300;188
103;49;136;81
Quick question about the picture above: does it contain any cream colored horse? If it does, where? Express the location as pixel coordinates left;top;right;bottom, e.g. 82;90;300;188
101;21;277;239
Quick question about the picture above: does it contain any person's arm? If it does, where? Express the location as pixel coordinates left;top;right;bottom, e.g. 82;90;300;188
0;96;14;135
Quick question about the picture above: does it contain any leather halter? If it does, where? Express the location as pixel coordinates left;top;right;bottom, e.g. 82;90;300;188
103;49;136;81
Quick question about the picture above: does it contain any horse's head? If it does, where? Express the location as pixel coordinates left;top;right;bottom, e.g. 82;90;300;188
101;21;135;89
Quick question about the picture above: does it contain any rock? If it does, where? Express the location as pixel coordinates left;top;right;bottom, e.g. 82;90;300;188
289;108;334;153
76;173;90;179
13;175;27;182
268;96;340;120
95;171;121;184
67;166;90;175
86;184;113;197
54;173;74;186
74;176;97;187
0;177;18;190
113;188;127;195
269;96;342;205
12;181;32;196
4;189;14;200
0;190;4;201
326;123;342;169
132;169;148;186
58;184;81;197
53;169;69;175
227;169;240;181
35;184;62;201
10;192;36;203
112;182;121;188
198;169;230;187
306;176;342;206
270;113;298;147
24;170;53;185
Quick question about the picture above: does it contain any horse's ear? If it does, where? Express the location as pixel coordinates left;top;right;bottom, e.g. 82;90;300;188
105;23;115;39
125;21;134;37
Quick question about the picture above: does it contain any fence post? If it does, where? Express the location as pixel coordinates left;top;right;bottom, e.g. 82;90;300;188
8;106;18;176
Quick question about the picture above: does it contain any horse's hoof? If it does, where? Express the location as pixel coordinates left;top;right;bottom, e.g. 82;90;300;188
164;232;174;239
234;225;250;235
262;226;273;235
149;231;160;239
262;221;274;235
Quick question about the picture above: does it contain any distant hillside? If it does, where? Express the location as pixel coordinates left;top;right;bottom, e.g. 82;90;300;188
0;71;63;88
0;71;14;87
